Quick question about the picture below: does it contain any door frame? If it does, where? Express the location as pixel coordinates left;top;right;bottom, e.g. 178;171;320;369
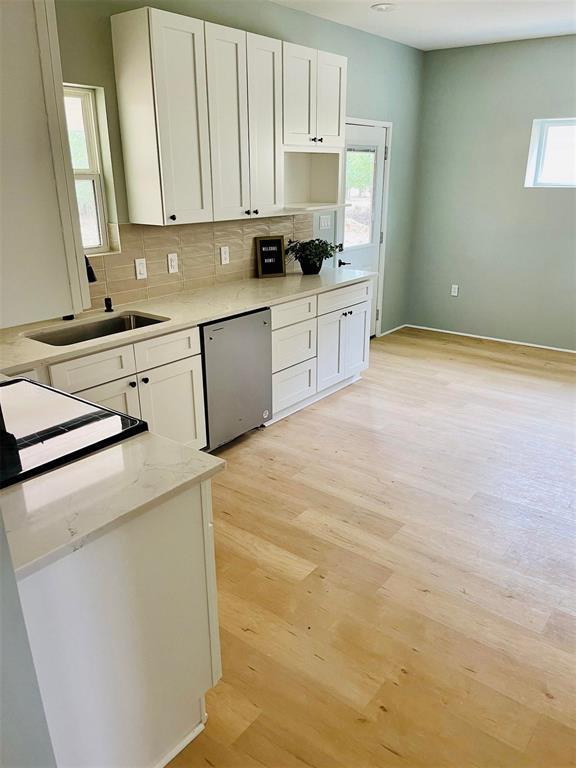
342;117;393;337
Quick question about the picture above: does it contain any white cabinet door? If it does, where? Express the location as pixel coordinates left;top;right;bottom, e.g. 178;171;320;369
77;376;141;418
316;50;347;147
149;10;212;224
344;301;370;377
317;308;346;391
283;42;317;146
138;356;207;449
247;33;283;216
205;23;250;221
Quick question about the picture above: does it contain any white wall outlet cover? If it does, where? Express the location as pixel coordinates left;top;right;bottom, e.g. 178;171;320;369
451;284;459;297
135;258;147;280
220;246;230;265
319;214;332;229
167;252;179;273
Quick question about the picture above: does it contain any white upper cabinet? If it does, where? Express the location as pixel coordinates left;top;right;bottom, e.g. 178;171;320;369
247;33;284;216
112;8;213;225
282;42;317;146
283;43;347;147
316;51;347;147
205;23;251;221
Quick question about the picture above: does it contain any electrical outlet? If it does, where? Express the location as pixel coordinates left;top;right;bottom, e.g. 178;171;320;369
319;214;332;230
135;258;147;280
451;284;459;297
167;252;179;273
220;246;230;265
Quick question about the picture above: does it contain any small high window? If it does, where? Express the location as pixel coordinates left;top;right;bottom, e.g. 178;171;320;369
63;86;109;252
525;118;576;188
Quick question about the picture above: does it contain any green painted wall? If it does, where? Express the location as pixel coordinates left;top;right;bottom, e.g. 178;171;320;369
55;0;423;332
409;35;576;350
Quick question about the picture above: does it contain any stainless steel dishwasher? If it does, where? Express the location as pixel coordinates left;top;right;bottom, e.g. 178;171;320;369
201;308;272;451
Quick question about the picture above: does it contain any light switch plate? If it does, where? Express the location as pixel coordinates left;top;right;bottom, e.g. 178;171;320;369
167;252;179;273
451;284;459;297
135;258;147;280
319;214;332;230
220;246;230;265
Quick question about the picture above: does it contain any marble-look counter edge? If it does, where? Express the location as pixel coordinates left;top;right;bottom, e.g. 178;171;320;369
0;271;374;373
1;432;225;578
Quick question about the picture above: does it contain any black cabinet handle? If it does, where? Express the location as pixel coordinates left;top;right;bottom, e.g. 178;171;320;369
252;209;259;215
318;137;324;143
244;210;251;215
169;214;176;221
141;377;150;384
128;381;137;388
311;136;318;142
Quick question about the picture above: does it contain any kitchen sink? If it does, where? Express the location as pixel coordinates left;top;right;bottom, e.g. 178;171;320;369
27;313;169;346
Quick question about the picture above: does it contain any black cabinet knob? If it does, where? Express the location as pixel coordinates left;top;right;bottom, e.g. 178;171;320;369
244;210;251;215
141;377;150;384
311;136;318;142
252;209;259;215
128;381;137;388
169;214;177;221
318;137;324;143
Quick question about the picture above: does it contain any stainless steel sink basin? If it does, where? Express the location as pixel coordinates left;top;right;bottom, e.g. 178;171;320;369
27;313;169;346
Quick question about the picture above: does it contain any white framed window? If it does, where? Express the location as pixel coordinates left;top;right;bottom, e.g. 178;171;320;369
63;86;109;252
525;118;576;188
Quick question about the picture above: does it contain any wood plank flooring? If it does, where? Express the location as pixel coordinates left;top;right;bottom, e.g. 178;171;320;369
172;328;576;768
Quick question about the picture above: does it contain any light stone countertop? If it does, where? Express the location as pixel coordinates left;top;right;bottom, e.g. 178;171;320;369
1;432;225;577
0;270;374;373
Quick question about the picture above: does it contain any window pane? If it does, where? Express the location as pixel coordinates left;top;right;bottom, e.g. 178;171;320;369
539;124;576;185
75;179;102;248
344;149;376;247
64;95;89;170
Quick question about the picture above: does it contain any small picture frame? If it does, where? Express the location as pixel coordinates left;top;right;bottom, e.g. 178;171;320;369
255;236;286;278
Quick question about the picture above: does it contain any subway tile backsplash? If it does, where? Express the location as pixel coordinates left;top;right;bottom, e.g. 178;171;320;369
88;214;314;309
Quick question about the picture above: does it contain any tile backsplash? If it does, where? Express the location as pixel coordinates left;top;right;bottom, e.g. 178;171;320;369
88;214;315;309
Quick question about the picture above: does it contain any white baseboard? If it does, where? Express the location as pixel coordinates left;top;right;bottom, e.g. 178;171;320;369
376;324;407;337
382;324;575;354
154;721;205;768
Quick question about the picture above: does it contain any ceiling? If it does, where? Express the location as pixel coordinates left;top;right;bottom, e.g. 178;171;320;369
274;0;576;50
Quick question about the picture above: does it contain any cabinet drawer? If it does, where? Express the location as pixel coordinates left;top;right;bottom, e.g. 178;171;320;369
50;346;136;393
271;295;317;330
272;318;317;373
273;358;317;414
134;328;201;370
317;281;372;316
77;376;141;419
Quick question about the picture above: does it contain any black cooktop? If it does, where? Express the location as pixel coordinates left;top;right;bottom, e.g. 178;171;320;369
0;378;147;489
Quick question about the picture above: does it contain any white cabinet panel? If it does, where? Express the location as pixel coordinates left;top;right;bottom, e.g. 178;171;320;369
273;358;317;414
138;356;207;449
272;319;317;373
149;9;212;224
317;309;346;390
77;376;141;418
247;33;283;216
344;301;370;377
50;346;136;393
316;50;347;147
205;23;250;221
271;295;317;330
317;281;372;316
283;42;317;146
134;327;201;370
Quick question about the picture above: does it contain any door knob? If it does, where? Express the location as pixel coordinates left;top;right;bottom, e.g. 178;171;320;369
169;214;176;221
338;259;351;267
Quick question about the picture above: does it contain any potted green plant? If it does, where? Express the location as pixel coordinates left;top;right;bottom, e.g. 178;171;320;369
285;238;343;275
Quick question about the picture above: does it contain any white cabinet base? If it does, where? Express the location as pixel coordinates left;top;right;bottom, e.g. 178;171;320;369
267;372;360;425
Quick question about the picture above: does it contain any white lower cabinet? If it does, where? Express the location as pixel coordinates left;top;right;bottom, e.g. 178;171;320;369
317;301;370;391
272;318;316;373
272;358;317;413
138;356;207;449
77;375;141;419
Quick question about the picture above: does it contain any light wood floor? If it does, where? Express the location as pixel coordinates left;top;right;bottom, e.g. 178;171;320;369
172;328;576;768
